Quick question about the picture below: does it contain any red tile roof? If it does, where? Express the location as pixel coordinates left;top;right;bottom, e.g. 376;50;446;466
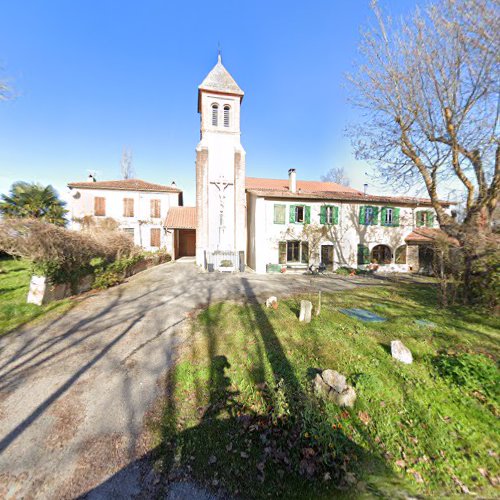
245;177;451;207
68;179;182;193
164;207;196;229
405;228;458;245
246;177;361;194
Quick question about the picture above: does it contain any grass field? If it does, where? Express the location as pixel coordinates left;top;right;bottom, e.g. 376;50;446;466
0;257;72;336
149;283;500;498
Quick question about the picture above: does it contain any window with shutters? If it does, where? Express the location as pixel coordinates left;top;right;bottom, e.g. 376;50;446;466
150;228;161;247
290;204;311;224
211;104;218;126
123;198;134;217
381;206;400;226
281;241;309;264
150;199;161;218
359;205;379;225
223;105;230;127
320;205;338;225
273;204;286;224
94;197;106;216
416;210;434;227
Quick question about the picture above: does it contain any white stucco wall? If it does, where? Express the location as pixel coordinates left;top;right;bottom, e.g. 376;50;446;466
248;196;439;274
67;187;180;253
196;89;246;266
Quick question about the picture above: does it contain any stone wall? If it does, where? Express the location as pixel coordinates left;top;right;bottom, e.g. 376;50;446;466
27;254;171;306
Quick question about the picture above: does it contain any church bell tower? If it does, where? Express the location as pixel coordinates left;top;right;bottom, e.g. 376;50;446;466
195;55;246;268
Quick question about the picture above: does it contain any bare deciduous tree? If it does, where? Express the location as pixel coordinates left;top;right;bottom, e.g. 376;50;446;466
321;167;351;186
348;0;499;303
120;148;134;179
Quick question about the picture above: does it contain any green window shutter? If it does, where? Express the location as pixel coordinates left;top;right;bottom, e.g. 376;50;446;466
416;212;424;227
320;206;326;224
381;207;387;226
289;205;295;223
305;205;311;224
426;211;435;227
274;204;285;224
333;206;339;225
372;206;379;225
359;206;366;225
357;244;370;265
393;208;400;226
279;241;287;264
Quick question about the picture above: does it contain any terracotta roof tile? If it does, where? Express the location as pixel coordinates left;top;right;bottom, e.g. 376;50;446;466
405;228;458;245
164;207;196;229
245;177;361;195
67;179;182;193
246;186;450;207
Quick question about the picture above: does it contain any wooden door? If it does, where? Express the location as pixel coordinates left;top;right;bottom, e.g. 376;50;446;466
179;230;196;257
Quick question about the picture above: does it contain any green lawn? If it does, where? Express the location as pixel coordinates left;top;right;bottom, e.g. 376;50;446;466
0;257;73;336
150;284;500;498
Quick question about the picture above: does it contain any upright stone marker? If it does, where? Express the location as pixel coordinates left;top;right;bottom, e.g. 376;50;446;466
391;340;413;364
299;300;312;323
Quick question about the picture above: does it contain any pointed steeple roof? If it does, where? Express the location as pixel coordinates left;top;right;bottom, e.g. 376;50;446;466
198;55;244;96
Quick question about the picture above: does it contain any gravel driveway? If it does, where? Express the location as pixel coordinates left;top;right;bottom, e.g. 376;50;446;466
0;260;370;498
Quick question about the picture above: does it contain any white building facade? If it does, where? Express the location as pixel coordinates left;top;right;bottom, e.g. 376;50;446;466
67;179;182;253
246;172;447;274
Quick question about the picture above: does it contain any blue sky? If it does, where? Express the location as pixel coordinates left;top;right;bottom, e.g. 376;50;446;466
0;0;422;206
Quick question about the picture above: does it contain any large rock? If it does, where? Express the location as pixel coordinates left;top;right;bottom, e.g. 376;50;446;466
321;370;346;393
313;369;356;408
391;340;413;364
331;386;357;408
299;300;312;323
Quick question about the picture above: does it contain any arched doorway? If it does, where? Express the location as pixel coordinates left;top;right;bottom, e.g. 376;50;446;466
371;245;392;264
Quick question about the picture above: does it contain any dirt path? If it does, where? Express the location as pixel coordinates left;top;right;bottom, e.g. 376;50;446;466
0;261;369;498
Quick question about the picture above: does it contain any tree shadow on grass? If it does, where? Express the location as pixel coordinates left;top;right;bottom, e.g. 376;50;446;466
85;280;416;499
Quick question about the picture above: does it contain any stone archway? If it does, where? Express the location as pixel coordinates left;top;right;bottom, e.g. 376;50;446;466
371;244;392;265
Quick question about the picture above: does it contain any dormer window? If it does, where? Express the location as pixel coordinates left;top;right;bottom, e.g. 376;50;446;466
223;105;230;127
211;103;218;126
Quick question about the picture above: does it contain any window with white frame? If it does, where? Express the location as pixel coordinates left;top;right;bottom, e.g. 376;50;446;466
286;240;309;264
365;206;374;224
384;208;393;225
295;205;305;223
326;206;334;224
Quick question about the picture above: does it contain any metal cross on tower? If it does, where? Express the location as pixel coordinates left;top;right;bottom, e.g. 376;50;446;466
210;175;233;248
